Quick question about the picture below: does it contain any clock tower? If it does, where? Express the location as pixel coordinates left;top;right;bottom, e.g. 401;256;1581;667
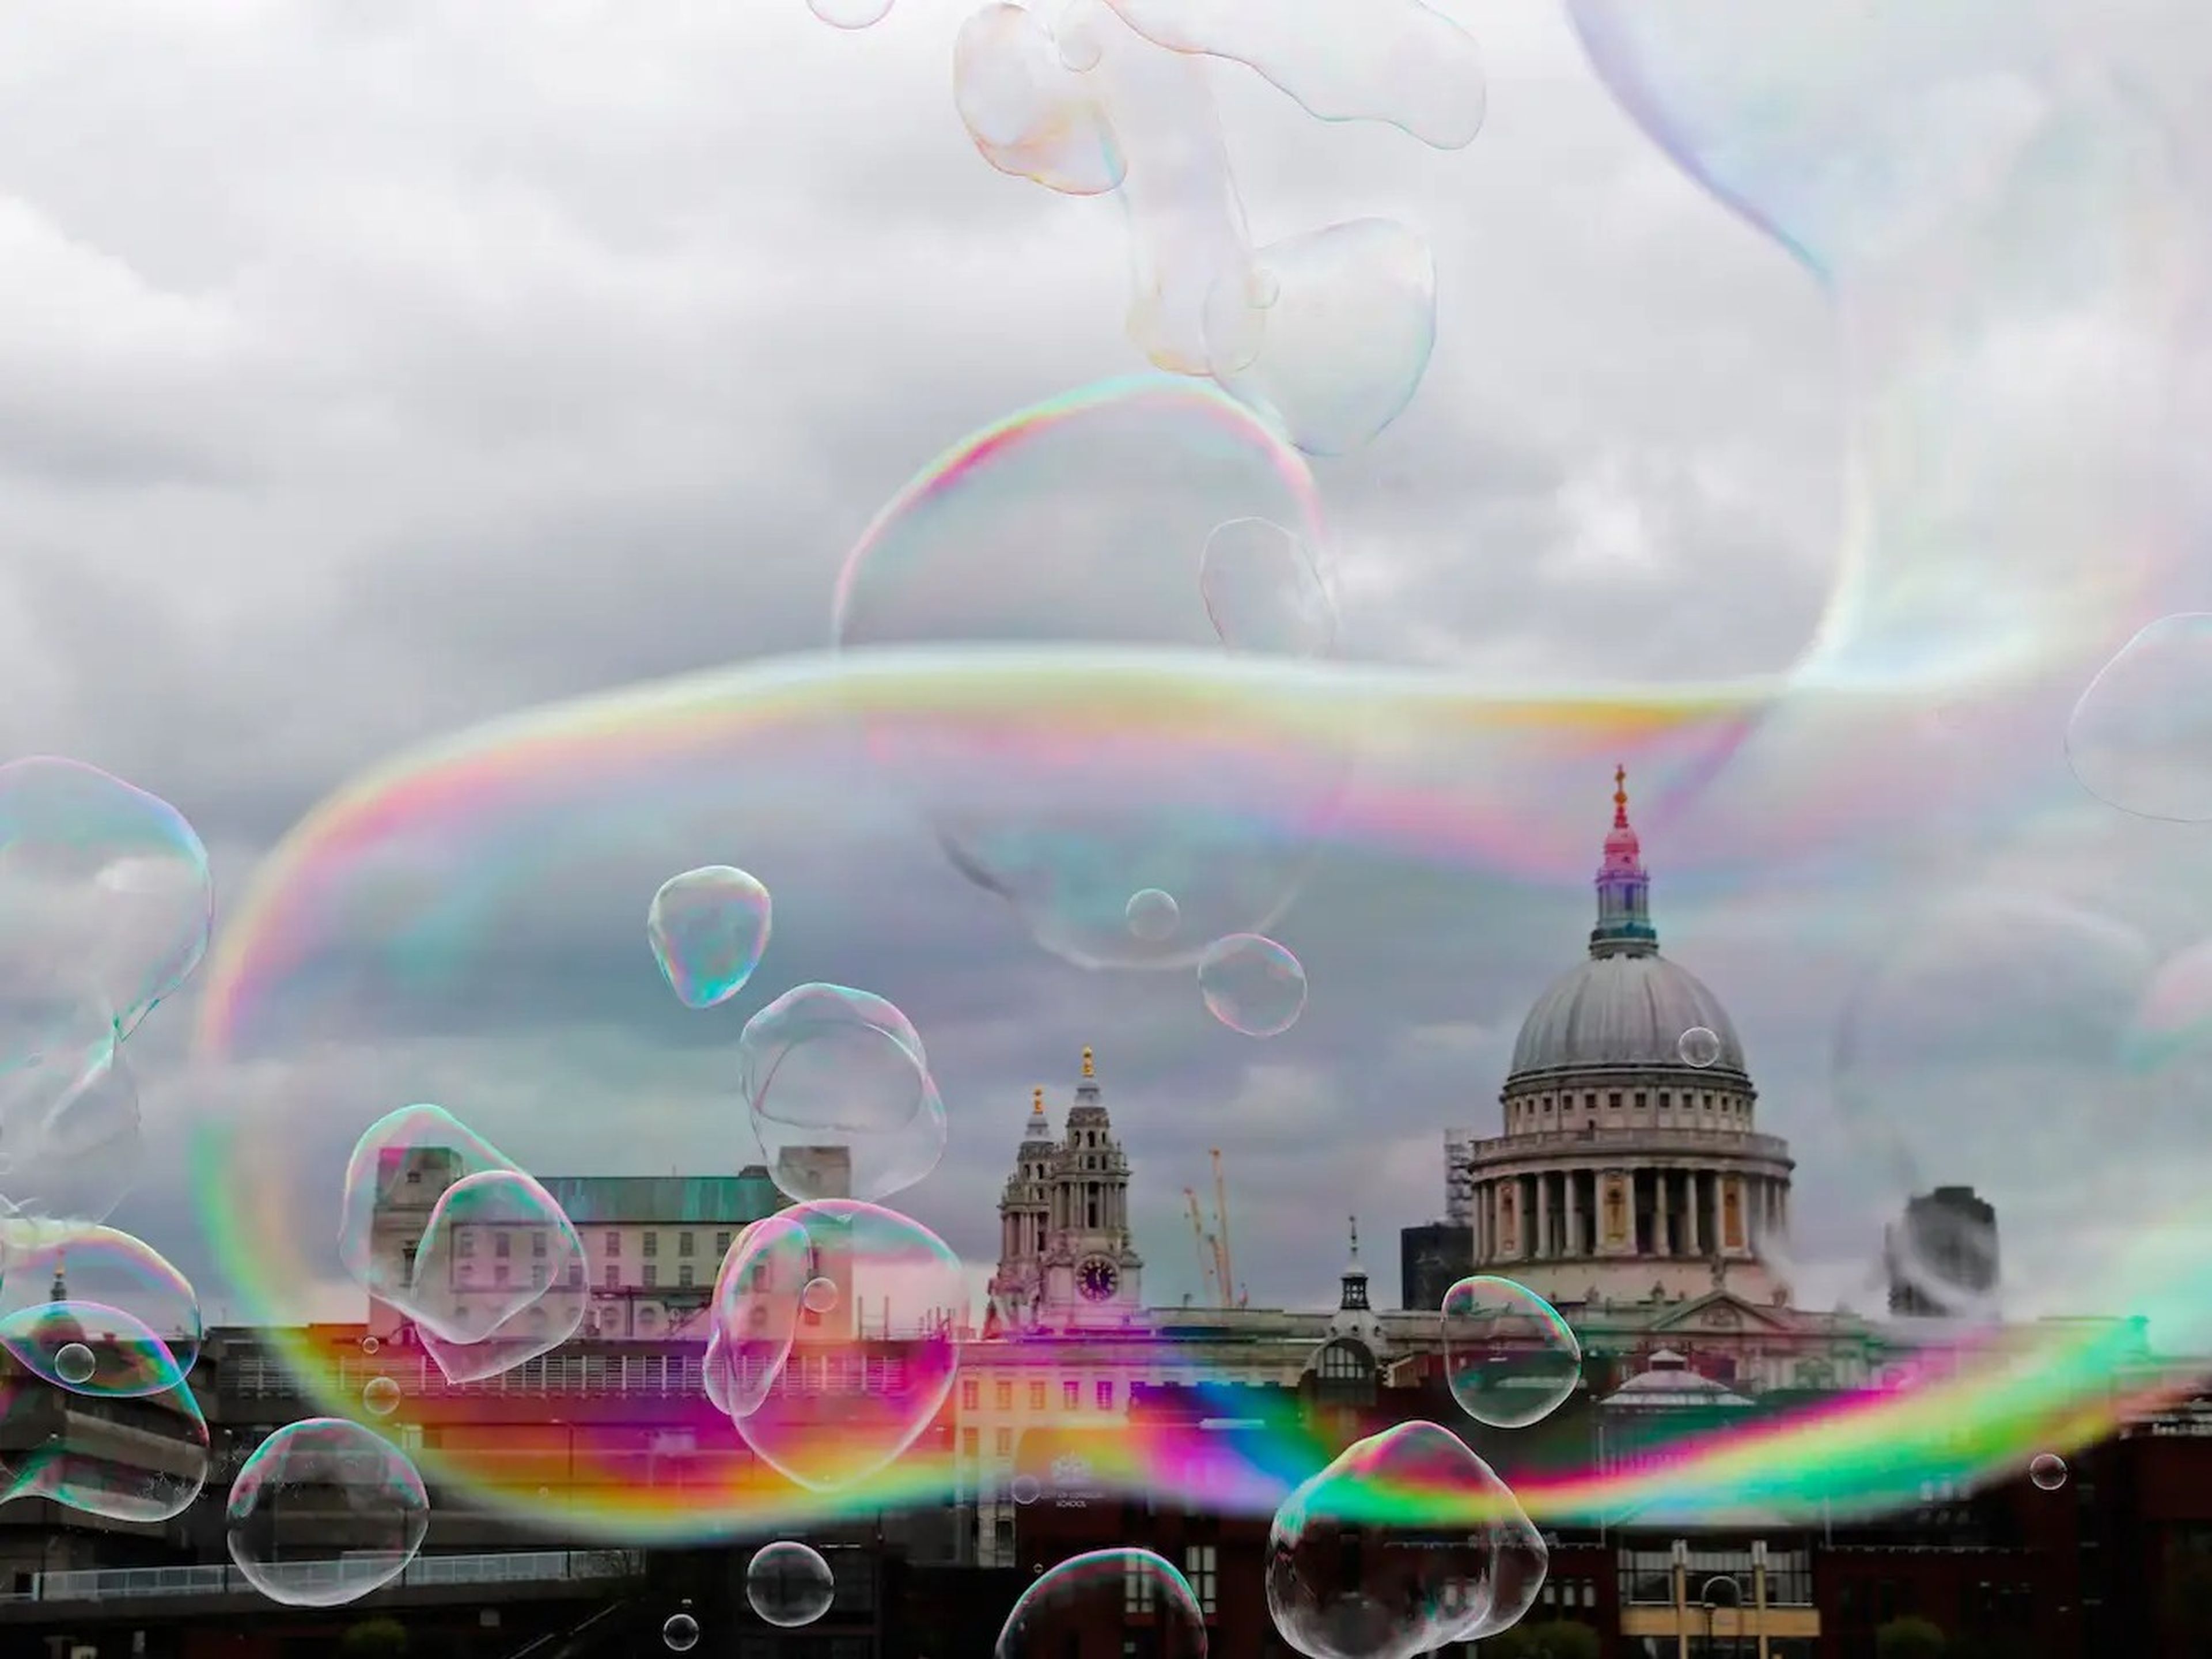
992;1047;1144;1331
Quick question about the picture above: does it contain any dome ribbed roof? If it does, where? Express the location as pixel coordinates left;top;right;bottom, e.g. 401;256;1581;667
1509;951;1745;1077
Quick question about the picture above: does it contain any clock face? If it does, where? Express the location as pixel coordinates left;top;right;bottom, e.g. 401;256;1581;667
1078;1257;1119;1302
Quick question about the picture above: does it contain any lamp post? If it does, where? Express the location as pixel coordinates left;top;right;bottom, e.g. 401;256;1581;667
1699;1574;1743;1659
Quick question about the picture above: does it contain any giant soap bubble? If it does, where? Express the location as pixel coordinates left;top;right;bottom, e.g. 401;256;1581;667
226;1419;430;1607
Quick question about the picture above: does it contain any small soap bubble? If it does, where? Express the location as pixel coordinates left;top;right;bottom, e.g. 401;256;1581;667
2029;1452;2067;1491
998;1549;1205;1659
1199;518;1335;657
1267;1422;1546;1659
53;1342;93;1386
1012;1473;1043;1505
1441;1276;1582;1430
662;1613;700;1652
807;0;893;29
1198;934;1308;1037
647;865;773;1009
362;1375;402;1417
1126;888;1181;942
802;1276;840;1315
1678;1025;1722;1068
738;984;946;1204
226;1418;430;1607
714;1200;965;1492
361;1336;380;1355
2066;615;2212;821
747;1540;838;1628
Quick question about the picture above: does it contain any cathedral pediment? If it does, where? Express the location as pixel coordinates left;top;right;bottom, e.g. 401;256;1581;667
1646;1290;1794;1335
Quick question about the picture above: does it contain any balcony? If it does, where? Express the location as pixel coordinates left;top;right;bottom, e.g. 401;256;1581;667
1456;1126;1794;1165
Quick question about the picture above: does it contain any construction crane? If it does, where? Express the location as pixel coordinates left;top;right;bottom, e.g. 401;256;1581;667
1183;1188;1221;1304
1211;1148;1240;1308
1182;1152;1247;1308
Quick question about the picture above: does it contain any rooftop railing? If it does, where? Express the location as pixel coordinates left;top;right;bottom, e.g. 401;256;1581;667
2;1548;643;1608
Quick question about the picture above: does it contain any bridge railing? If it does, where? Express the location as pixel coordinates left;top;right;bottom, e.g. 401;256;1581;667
4;1548;644;1607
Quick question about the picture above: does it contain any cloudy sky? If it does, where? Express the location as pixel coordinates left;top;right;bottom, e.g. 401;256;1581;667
9;1;2212;1339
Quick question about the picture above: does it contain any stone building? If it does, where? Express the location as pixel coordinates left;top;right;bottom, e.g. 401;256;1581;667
1448;768;1797;1309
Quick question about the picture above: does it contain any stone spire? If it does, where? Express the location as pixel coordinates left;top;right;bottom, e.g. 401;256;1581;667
1590;764;1659;958
1338;1217;1370;1313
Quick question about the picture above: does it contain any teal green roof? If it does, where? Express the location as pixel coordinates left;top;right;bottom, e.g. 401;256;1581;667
539;1169;786;1225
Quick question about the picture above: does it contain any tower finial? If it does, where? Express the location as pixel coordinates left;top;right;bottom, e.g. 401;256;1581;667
1614;763;1628;826
1349;1215;1359;1262
1081;1046;1094;1080
1031;1086;1045;1116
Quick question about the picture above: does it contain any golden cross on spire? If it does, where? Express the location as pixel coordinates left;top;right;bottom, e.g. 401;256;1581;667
1081;1046;1095;1080
1031;1086;1045;1116
1613;764;1629;824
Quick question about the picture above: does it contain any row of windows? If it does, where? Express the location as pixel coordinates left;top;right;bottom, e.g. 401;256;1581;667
450;1229;738;1260
959;1377;1118;1412
450;1262;714;1291
1510;1089;1748;1128
1123;1547;1217;1618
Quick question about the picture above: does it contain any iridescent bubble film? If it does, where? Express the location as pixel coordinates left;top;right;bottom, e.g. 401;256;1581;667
647;865;774;1009
0;1028;143;1226
0;1221;202;1381
1266;1422;1546;1659
0;1361;209;1522
226;1418;431;1607
1440;1276;1581;1431
738;983;946;1204
710;1199;964;1492
2065;614;2212;822
1197;933;1308;1037
1677;1025;1722;1069
1124;885;1181;942
745;1540;838;1628
662;1613;700;1653
2029;1452;2067;1491
998;1548;1206;1659
1198;518;1335;658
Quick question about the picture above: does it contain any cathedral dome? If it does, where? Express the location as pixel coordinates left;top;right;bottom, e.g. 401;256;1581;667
1506;766;1748;1080
1509;952;1745;1077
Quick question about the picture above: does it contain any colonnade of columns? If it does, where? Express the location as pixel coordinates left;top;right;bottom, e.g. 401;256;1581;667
1471;1166;1790;1265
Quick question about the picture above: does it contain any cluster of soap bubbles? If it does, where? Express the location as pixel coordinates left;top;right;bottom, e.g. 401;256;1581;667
0;760;225;1539
658;1543;838;1651
928;0;1469;456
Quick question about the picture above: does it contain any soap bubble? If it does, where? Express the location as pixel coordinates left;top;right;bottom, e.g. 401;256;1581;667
0;756;211;1051
802;1276;840;1314
998;1548;1206;1659
738;983;946;1204
0;1034;143;1226
362;1376;402;1416
1440;1277;1582;1430
1199;519;1335;657
1098;0;1485;150
2065;615;2212;821
0;1300;184;1398
53;1340;93;1385
647;865;773;1008
1678;1025;1723;1068
1266;1421;1546;1659
2029;1452;2067;1491
1054;3;1105;73
226;1419;430;1608
1125;887;1181;942
662;1614;700;1652
831;377;1344;972
747;1540;838;1628
712;1200;964;1491
955;3;1127;196
0;1362;208;1521
1011;1473;1043;1505
1198;934;1307;1036
1202;219;1437;457
808;0;892;29
336;1104;586;1382
0;1221;202;1382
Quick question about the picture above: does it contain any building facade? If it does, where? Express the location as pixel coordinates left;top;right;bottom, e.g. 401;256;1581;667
1446;769;1797;1308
